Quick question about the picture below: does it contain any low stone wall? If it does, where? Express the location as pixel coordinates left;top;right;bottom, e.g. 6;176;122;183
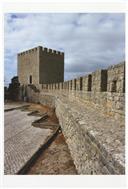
40;62;125;121
55;97;104;174
36;92;125;174
39;92;55;108
67;90;125;121
55;97;120;174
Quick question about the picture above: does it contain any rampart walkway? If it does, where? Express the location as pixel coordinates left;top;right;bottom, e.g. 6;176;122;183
39;91;125;174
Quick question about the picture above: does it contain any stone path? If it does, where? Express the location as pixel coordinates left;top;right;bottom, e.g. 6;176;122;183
4;106;52;174
4;102;29;111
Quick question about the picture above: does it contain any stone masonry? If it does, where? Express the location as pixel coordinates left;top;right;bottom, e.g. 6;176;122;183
4;105;52;174
22;61;125;121
18;46;64;86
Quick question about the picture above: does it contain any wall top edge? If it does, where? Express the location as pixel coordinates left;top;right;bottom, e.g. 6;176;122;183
17;46;64;56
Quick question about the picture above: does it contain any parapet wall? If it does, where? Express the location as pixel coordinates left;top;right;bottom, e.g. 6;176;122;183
40;62;125;120
24;62;125;120
42;61;124;92
55;95;125;174
22;88;124;174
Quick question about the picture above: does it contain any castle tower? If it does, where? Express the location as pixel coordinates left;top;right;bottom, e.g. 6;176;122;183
17;46;64;86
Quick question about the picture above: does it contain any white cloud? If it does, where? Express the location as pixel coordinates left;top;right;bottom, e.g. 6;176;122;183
4;13;125;84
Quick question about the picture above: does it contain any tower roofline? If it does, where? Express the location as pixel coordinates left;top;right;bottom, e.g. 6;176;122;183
18;46;64;56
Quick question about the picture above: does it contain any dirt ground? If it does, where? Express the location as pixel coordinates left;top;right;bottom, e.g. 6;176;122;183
27;103;59;124
6;103;77;175
23;103;77;175
27;132;77;175
21;104;77;175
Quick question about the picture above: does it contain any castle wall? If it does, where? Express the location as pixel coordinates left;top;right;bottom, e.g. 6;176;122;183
22;61;125;175
107;62;125;93
23;89;124;174
92;69;107;92
106;63;125;119
55;96;125;174
82;74;92;91
24;62;125;121
40;62;125;120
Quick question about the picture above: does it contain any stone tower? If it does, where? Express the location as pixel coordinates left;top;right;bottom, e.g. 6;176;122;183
17;46;64;87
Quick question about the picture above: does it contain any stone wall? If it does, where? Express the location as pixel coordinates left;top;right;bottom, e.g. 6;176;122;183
92;69;107;92
55;96;124;174
107;62;125;93
7;76;20;101
40;62;125;120
82;74;92;91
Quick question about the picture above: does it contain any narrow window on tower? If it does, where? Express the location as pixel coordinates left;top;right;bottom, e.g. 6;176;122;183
29;75;32;84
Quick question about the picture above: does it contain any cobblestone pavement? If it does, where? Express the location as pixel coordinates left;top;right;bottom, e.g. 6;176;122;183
4;102;29;110
4;106;52;174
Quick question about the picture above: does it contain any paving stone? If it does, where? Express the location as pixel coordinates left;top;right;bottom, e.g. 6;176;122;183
4;108;52;175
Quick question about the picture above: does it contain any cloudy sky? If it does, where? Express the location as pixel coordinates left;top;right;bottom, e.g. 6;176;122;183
4;13;125;85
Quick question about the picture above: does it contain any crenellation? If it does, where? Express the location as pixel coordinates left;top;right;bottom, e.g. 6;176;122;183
49;49;52;53
92;69;107;92
69;80;72;90
107;62;125;93
67;81;70;90
58;83;60;89
37;62;124;120
61;82;63;89
44;47;48;52
38;46;64;56
72;79;77;90
18;47;38;56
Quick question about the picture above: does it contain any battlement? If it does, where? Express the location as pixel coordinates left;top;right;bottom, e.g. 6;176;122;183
43;61;125;93
18;47;38;56
39;61;125;120
18;46;64;56
39;46;64;55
